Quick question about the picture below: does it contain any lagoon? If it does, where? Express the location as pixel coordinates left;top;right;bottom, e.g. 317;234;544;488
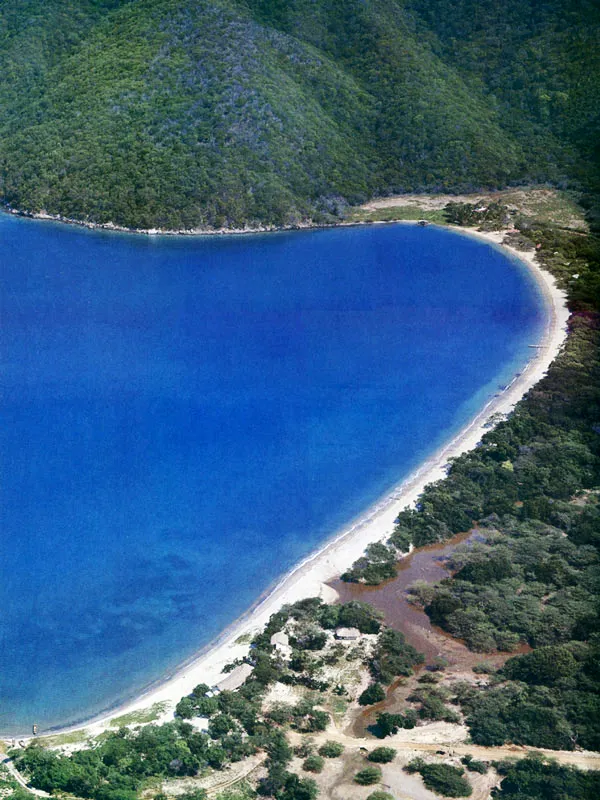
0;215;544;733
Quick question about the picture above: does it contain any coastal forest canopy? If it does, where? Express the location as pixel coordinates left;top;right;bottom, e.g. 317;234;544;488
0;0;598;229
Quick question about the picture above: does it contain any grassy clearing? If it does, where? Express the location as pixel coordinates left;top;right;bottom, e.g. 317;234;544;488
330;697;350;717
110;702;170;728
348;188;587;231
38;729;90;748
347;206;446;224
500;189;587;229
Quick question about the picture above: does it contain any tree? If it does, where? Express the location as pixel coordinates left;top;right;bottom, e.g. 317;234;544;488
374;712;414;738
265;730;293;765
502;645;578;686
359;683;386;706
370;629;424;684
302;755;324;773
176;791;208;800
406;762;472;797
318;741;344;758
280;774;318;800
208;714;236;739
335;602;383;634
354;766;382;785
367;747;396;763
175;697;196;719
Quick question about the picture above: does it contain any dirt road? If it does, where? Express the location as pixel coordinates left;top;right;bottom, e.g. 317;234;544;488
290;727;600;771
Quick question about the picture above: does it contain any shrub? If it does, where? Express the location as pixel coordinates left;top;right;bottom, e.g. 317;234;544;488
306;710;329;732
410;688;460;723
318;741;345;758
366;793;394;800
302;755;325;774
472;663;495;674
375;710;416;737
367;747;396;763
293;741;314;758
370;629;424;684
359;683;386;706
278;773;318;800
411;763;472;797
461;755;488;774
354;766;382;785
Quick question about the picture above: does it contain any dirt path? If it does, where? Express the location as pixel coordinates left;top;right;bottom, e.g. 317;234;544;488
361;193;488;211
2;755;51;797
201;754;264;797
290;727;600;771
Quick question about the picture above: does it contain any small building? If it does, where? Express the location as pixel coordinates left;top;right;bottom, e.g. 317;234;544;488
213;663;254;694
270;631;292;658
335;627;360;641
270;631;290;649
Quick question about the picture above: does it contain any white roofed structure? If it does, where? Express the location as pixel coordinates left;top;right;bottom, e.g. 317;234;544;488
270;632;290;648
270;631;291;657
334;627;360;640
213;663;254;693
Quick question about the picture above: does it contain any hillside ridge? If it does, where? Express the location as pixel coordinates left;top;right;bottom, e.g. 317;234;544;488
0;0;598;229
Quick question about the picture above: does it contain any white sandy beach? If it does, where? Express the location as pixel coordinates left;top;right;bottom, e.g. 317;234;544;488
9;223;570;744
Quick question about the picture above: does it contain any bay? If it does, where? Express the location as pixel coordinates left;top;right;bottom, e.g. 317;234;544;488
0;215;544;733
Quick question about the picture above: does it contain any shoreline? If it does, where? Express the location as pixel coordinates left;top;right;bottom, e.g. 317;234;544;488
2;223;570;742
0;204;319;237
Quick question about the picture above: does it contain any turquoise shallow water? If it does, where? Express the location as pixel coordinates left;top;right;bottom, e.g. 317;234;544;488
0;216;544;734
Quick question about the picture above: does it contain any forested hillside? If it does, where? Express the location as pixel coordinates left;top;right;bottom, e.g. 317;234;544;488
0;0;598;229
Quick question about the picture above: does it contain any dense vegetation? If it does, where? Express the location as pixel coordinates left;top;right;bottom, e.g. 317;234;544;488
492;756;600;800
368;629;424;684
406;758;472;797
358;682;386;706
451;642;600;750
373;710;417;739
376;216;600;754
0;0;598;229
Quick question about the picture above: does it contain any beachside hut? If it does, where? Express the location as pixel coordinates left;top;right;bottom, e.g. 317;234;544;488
271;631;292;655
334;627;360;641
213;663;254;694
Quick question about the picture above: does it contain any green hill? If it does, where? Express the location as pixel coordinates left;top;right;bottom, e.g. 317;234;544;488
0;0;598;229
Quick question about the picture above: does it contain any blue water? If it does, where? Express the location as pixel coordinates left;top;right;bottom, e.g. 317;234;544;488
0;215;545;733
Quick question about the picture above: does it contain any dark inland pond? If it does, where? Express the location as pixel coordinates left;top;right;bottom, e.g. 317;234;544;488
331;531;532;737
331;531;477;662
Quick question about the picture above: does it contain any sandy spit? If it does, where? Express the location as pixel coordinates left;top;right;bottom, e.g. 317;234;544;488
5;224;569;743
